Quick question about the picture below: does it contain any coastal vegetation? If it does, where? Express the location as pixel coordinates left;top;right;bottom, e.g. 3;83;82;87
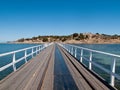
17;33;120;44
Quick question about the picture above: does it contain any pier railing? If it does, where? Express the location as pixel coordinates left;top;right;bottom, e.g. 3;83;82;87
59;43;120;87
0;43;52;73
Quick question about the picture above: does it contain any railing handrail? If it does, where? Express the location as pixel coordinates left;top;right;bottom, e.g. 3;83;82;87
0;43;52;74
66;44;120;58
0;45;42;57
59;43;120;88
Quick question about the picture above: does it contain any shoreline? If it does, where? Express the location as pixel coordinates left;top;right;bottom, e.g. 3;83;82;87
11;41;120;44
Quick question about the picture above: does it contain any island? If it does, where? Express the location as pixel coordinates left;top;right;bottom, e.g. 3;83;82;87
15;33;120;44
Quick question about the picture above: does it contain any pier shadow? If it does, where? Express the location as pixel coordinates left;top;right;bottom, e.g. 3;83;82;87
54;45;78;90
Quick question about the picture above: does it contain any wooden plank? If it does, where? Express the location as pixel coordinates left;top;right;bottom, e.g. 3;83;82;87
40;45;55;90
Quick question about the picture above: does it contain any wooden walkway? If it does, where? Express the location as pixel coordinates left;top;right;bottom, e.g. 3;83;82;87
0;44;115;90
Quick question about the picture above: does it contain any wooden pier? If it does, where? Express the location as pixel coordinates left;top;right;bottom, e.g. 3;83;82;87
0;44;115;90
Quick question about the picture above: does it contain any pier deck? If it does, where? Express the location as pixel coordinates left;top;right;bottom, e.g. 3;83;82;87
0;44;114;90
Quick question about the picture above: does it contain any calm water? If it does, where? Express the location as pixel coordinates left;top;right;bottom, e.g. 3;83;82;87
0;43;40;80
0;43;39;54
75;44;120;55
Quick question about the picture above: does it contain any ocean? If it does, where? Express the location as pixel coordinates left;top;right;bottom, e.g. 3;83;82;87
0;43;39;54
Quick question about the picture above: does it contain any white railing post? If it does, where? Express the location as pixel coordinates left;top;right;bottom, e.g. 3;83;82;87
62;44;64;48
25;50;27;63
38;46;40;53
70;46;72;54
41;45;43;50
89;51;92;70
75;48;77;58
65;45;67;51
38;46;40;54
69;46;70;53
13;52;16;71
110;58;116;87
36;47;37;55
67;46;69;52
71;47;73;55
66;46;68;51
64;45;66;50
40;46;41;51
32;47;34;58
37;47;39;54
80;49;83;63
43;45;45;49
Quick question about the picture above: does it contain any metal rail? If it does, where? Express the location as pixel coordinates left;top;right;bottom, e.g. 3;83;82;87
59;43;120;87
0;43;52;72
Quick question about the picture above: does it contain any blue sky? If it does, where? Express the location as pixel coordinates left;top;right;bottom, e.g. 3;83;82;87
0;0;120;41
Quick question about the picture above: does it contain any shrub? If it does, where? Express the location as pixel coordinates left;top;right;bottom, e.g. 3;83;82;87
18;38;24;42
42;38;48;42
72;33;79;38
79;33;84;40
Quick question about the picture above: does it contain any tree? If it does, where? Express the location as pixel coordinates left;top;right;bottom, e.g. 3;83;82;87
62;38;67;42
75;37;80;40
38;35;41;39
25;38;31;41
72;33;79;38
85;35;89;39
32;37;37;40
18;38;24;42
42;38;48;42
111;34;119;39
96;33;99;35
79;33;84;40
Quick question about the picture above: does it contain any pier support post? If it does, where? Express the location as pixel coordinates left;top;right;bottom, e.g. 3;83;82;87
38;47;39;54
67;46;69;51
80;49;83;63
37;47;39;54
89;52;92;70
110;58;116;87
13;53;16;71
25;50;27;63
39;46;41;53
71;47;73;55
40;46;42;51
75;48;77;58
69;46;70;53
36;47;37;55
32;48;34;58
70;46;72;53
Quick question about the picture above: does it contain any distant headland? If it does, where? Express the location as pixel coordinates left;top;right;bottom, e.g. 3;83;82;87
15;33;120;44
